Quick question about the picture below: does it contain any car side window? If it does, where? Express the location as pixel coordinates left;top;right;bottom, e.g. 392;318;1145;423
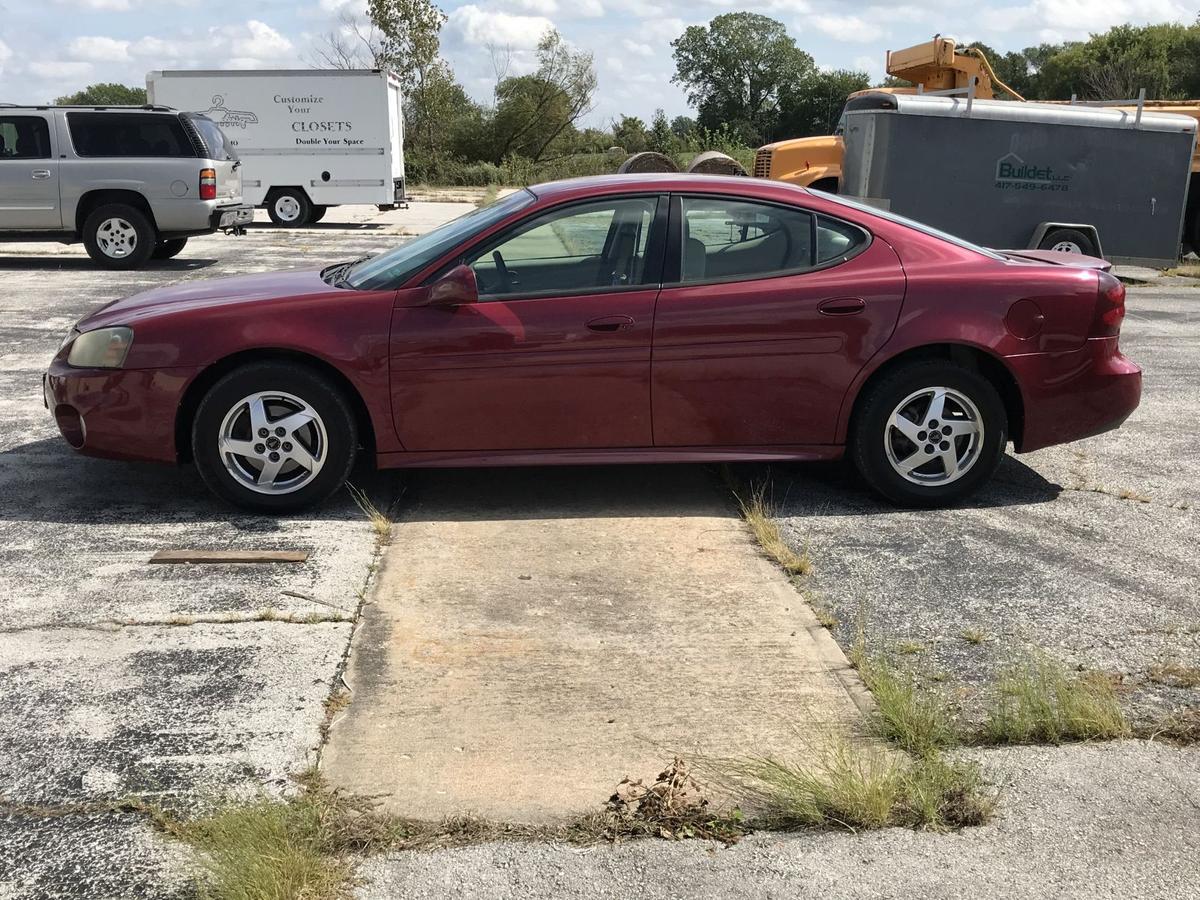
466;197;659;300
67;113;194;158
0;116;51;160
816;215;869;263
681;197;813;283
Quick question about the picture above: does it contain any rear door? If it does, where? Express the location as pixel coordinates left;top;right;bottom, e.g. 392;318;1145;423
0;113;60;229
651;194;907;447
390;194;665;451
183;114;242;200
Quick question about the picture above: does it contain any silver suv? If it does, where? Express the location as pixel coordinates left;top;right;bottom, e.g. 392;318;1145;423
0;104;252;269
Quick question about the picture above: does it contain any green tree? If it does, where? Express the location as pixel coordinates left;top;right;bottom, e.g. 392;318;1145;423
55;83;146;105
670;115;696;138
648;108;675;154
484;29;597;163
671;13;813;144
368;0;446;96
776;68;869;139
611;114;649;153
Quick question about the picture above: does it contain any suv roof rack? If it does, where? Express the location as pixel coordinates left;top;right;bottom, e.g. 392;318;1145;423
0;104;177;111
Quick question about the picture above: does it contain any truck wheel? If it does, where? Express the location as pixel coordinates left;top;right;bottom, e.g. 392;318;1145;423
267;189;312;227
850;361;1007;508
82;204;156;270
151;238;188;260
310;206;328;223
1038;228;1097;256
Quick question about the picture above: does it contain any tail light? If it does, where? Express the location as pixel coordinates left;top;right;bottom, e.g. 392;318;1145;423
199;168;217;200
1091;271;1126;337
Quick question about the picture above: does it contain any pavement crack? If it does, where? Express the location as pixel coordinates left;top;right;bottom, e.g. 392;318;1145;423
0;611;355;634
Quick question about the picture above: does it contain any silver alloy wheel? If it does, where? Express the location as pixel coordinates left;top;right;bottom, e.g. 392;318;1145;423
217;391;327;495
884;386;984;487
274;195;302;222
95;217;138;259
1051;240;1083;253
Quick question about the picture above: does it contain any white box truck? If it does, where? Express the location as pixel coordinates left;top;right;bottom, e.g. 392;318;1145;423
146;69;405;227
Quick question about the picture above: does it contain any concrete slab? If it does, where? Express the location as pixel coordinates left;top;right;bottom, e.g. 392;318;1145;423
323;466;864;824
354;741;1200;900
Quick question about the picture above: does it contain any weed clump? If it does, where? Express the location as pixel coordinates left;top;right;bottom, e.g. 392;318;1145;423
981;657;1129;744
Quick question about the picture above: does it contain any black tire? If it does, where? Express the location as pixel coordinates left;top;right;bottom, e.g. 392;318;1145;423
192;362;358;513
151;237;188;260
1038;227;1097;256
310;205;328;223
850;360;1007;508
267;188;312;227
82;203;156;270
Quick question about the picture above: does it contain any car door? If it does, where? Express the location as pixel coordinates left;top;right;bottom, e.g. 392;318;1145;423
651;194;907;447
390;194;664;451
0;114;61;229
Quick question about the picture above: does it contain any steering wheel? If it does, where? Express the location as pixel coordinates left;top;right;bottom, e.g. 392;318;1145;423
492;250;516;293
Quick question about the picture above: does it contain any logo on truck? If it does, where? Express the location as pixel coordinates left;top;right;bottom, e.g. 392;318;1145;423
994;152;1071;192
200;95;258;129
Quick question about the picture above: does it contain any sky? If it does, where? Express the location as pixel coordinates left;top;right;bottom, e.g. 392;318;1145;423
0;0;1195;127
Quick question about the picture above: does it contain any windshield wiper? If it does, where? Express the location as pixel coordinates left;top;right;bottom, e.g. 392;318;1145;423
324;254;374;288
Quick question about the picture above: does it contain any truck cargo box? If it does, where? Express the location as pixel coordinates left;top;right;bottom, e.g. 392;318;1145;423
841;91;1197;266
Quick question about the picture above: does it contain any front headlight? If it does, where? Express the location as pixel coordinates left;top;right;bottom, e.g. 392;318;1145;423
67;327;134;368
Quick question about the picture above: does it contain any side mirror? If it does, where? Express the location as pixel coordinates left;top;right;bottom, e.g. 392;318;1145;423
427;264;479;307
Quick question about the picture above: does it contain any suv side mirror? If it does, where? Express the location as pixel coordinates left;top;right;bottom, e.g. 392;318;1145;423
427;264;479;307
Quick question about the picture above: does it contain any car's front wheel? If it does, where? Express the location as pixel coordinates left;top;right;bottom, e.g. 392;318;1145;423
192;362;358;512
851;361;1007;507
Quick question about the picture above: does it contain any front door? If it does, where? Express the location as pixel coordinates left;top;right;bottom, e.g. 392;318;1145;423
652;194;907;447
390;195;663;451
0;114;60;229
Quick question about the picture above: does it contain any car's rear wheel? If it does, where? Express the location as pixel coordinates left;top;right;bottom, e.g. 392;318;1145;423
851;361;1007;507
267;189;312;227
83;203;156;269
192;362;357;512
151;237;188;260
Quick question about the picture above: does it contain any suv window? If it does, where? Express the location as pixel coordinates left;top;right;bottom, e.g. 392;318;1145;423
186;114;237;161
0;116;51;160
67;112;195;158
681;197;813;282
467;197;659;299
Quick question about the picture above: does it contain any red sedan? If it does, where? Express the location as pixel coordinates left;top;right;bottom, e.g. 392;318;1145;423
45;174;1140;511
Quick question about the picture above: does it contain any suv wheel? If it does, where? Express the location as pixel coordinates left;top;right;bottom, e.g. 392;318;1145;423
151;238;188;260
851;361;1007;507
267;189;312;227
192;362;358;512
83;204;156;269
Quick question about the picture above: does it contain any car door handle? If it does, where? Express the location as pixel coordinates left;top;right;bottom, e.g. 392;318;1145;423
818;297;866;316
31;170;52;180
586;315;635;332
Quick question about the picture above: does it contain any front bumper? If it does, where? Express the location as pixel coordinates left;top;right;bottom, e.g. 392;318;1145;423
44;361;196;463
1008;337;1142;453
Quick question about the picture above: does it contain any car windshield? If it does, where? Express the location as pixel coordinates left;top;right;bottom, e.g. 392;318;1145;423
820;192;1005;260
346;189;536;290
186;114;237;161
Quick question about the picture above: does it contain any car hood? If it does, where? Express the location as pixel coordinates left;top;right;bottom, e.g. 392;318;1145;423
81;269;342;329
999;249;1112;271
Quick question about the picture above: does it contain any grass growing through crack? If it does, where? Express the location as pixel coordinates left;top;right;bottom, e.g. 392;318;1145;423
855;656;959;759
735;483;812;576
347;484;392;543
727;741;995;832
982;656;1129;744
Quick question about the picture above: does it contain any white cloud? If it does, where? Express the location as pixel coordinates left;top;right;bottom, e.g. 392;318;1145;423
28;60;94;79
979;0;1191;36
68;36;133;63
448;5;555;49
621;38;653;57
505;0;558;13
0;39;11;70
68;0;133;9
810;13;885;44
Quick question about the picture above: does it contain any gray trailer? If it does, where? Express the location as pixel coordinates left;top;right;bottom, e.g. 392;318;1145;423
840;91;1197;267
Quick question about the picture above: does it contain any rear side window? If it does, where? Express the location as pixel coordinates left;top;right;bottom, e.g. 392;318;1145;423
67;113;195;158
186;114;237;161
816;215;869;263
0;116;51;159
681;197;813;282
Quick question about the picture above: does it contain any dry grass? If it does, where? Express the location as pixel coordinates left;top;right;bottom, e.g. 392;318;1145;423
736;483;812;576
727;741;995;832
1145;707;1200;743
960;628;988;645
895;641;925;656
346;484;393;543
1148;662;1200;689
475;184;500;208
856;656;959;759
1117;488;1152;503
981;657;1130;744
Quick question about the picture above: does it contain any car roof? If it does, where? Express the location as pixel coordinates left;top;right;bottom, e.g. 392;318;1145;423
526;173;814;202
0;104;177;113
